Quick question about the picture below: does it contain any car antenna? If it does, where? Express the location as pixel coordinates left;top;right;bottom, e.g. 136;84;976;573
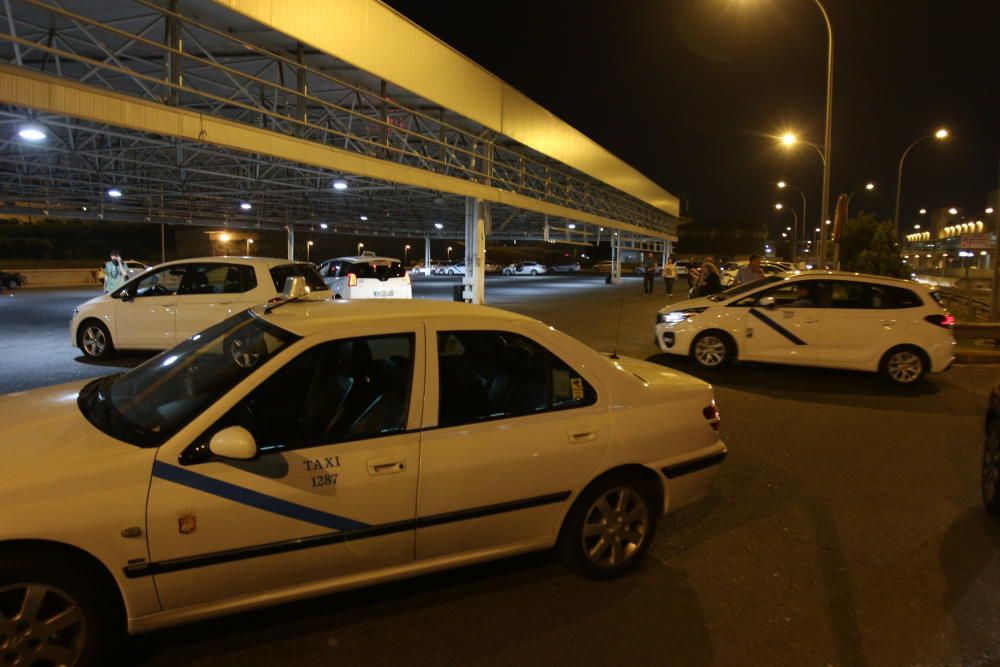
609;262;629;360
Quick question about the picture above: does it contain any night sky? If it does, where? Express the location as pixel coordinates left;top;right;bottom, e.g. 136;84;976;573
382;0;1000;237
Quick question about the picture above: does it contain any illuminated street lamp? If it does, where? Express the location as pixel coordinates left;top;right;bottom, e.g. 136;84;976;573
307;240;314;262
948;207;958;215
245;238;253;256
919;208;927;215
404;244;411;265
777;181;807;262
775;203;798;261
987;207;995;215
357;242;364;255
847;182;876;215
447;246;453;261
894;128;949;238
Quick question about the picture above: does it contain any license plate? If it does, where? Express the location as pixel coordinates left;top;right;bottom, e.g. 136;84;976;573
372;290;394;297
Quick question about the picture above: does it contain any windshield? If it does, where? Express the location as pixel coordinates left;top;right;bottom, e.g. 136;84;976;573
78;311;300;447
708;275;784;302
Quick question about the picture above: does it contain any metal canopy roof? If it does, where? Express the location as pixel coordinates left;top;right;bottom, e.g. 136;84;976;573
0;0;679;243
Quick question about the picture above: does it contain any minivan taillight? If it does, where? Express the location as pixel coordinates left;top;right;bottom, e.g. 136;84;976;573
703;402;720;432
347;272;358;287
925;313;955;328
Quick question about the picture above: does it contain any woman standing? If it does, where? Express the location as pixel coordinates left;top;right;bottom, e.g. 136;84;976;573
103;250;126;293
695;258;723;297
662;257;678;296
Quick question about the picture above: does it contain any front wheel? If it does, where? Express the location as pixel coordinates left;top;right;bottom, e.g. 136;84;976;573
0;551;122;667
559;472;658;579
78;320;114;360
6;278;17;289
879;346;926;384
530;270;538;276
691;331;734;369
984;416;1000;515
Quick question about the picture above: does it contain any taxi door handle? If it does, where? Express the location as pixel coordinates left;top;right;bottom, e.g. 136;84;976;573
367;458;406;475
568;430;597;444
881;319;897;326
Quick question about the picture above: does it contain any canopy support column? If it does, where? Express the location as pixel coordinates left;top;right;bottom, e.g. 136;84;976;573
285;224;294;260
424;234;431;275
463;196;487;304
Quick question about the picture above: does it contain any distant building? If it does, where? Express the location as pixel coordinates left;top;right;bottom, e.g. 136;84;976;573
676;220;768;259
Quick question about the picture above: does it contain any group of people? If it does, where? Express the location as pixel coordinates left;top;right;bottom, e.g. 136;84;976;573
640;253;768;299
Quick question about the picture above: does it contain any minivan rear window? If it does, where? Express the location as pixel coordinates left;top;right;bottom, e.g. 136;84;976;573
269;263;329;293
348;261;406;279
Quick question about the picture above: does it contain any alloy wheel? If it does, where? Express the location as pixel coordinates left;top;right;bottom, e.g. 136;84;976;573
81;326;106;358
887;351;922;383
580;487;649;569
694;336;726;367
0;582;87;666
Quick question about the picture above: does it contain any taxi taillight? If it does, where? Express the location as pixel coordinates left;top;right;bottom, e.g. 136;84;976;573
703;403;720;432
925;313;955;328
347;272;358;287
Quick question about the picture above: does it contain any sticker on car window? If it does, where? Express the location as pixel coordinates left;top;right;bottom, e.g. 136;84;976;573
570;377;584;401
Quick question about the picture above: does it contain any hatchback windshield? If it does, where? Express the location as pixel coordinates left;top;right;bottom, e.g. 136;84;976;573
708;275;784;302
78;311;300;447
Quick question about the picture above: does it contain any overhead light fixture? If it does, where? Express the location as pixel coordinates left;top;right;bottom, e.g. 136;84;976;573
919;208;927;214
434;222;443;229
360;215;368;221
81;206;88;212
568;223;576;229
320;223;328;229
332;179;348;190
987;207;995;214
865;182;875;190
948;207;958;215
240;201;252;210
107;188;123;198
17;125;46;141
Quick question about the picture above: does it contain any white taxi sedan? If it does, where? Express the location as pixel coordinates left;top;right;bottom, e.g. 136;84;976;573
654;271;955;384
72;256;330;360
1;292;725;665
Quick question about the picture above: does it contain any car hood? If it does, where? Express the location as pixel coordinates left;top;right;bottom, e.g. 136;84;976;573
0;379;148;485
657;295;717;314
76;292;113;310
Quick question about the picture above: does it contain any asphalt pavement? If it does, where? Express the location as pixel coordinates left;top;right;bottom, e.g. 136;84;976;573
1;277;999;666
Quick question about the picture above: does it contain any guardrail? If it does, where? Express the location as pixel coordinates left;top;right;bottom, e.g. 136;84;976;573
938;290;992;323
954;323;1000;341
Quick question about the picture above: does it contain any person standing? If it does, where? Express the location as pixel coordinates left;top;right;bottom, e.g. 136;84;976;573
694;258;722;297
662;257;678;296
735;254;766;285
103;250;126;293
642;257;657;295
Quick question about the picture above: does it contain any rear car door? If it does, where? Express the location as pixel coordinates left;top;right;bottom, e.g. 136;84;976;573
820;281;903;366
145;325;423;609
174;262;256;341
738;279;827;364
114;264;185;348
415;324;609;560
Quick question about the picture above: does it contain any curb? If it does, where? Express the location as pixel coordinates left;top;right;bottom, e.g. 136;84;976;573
955;351;1000;366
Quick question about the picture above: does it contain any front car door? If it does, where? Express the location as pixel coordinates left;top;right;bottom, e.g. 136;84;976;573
114;264;185;349
415;323;610;560
174;262;257;341
737;279;827;365
143;320;423;609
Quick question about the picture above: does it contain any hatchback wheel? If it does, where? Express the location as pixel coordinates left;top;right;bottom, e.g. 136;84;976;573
879;346;926;384
983;417;1000;515
691;331;733;369
78;320;114;360
560;473;657;579
530;270;538;276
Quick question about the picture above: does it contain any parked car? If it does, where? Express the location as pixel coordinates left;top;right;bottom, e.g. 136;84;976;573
71;256;329;360
984;381;1000;515
654;271;955;384
0;269;24;289
550;261;582;273
590;260;614;273
485;262;503;273
96;259;149;282
442;262;466;276
721;261;793;287
0;295;725;665
503;261;547;276
316;255;412;300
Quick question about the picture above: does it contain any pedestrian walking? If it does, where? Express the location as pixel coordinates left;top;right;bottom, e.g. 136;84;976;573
662;257;678;296
735;254;766;285
103;250;126;293
642;257;657;295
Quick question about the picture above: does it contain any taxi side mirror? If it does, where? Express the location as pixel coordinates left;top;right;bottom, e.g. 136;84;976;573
209;426;259;460
758;296;776;308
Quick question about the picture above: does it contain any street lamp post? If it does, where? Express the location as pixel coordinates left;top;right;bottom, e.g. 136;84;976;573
404;244;411;266
307;240;314;262
357;241;364;255
245;238;253;256
894;128;949;239
777;181;807;264
775;204;798;261
846;182;876;216
447;246;453;261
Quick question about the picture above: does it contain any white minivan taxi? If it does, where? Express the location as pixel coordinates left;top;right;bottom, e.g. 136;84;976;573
317;254;412;300
654;271;955;384
71;257;329;360
0;292;725;665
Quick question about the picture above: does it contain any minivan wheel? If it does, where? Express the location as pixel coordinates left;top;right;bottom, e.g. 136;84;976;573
78;320;114;360
879;345;926;384
691;331;734;369
559;472;658;579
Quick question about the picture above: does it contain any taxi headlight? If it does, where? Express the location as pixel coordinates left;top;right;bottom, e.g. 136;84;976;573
657;307;707;325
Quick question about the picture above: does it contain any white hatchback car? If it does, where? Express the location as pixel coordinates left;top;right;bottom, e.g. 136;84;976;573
0;295;725;665
317;255;412;300
503;261;548;276
654;271;955;384
72;256;329;360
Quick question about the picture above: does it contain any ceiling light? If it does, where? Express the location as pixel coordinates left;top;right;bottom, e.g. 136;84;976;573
434;222;443;229
360;215;368;221
107;188;123;198
333;179;348;190
948;207;958;215
240;201;252;210
320;223;328;229
17;125;46;141
919;208;927;214
568;223;576;229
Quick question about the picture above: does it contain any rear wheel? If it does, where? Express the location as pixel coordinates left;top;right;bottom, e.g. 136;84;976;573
530;270;538;276
6;278;16;289
691;331;734;369
78;320;114;360
0;551;122;667
559;472;658;579
983;416;1000;515
879;345;926;384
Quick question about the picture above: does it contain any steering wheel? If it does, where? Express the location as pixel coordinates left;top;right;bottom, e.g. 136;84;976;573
229;334;263;369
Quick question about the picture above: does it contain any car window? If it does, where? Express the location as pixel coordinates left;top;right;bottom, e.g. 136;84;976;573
194;333;414;456
178;263;256;295
872;284;923;309
716;275;784;303
353;261;405;279
436;330;597;427
749;279;828;308
269;263;329;293
131;265;186;297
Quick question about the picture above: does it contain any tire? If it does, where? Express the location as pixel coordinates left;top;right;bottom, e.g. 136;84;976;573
0;549;123;667
690;331;734;369
6;278;17;289
559;471;658;579
879;345;927;385
77;320;115;360
503;270;512;276
984;415;1000;515
530;270;538;276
